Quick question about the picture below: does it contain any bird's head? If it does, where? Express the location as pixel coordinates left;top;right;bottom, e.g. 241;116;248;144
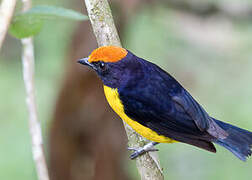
78;46;140;88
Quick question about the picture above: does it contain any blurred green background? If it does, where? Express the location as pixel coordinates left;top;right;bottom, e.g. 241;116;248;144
1;0;252;179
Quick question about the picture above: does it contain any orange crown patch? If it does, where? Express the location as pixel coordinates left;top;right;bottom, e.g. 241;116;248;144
88;46;128;63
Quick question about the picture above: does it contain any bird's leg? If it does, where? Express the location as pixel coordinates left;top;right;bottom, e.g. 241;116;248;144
128;142;159;159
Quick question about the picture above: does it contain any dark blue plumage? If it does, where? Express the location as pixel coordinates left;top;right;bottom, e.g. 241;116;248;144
214;119;252;161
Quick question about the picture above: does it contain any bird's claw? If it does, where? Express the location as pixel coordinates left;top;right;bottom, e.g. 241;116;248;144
129;148;145;159
128;142;159;159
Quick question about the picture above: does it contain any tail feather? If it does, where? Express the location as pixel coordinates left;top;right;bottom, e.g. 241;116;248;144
213;118;252;161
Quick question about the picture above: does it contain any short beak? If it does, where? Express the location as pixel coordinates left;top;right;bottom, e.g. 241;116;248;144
78;57;90;66
78;57;96;70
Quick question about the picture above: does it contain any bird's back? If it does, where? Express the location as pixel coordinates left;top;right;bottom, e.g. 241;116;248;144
117;56;215;143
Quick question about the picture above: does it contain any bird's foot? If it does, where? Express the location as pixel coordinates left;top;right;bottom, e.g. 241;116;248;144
128;142;159;159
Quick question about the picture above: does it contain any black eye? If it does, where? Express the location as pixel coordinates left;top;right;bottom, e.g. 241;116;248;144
99;62;106;70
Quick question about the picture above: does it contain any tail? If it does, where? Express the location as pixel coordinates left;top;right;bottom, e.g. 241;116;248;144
213;118;252;161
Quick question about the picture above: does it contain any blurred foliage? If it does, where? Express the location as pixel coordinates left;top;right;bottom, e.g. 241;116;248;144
9;5;87;38
1;0;252;180
0;0;78;179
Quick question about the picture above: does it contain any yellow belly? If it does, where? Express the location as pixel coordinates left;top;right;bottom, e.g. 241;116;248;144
103;85;176;143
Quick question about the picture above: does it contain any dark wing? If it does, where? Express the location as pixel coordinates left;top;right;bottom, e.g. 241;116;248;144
119;85;217;152
171;89;228;139
118;59;227;150
171;89;210;131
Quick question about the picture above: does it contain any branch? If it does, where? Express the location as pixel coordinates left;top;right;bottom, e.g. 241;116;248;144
0;0;17;51
21;0;49;180
83;0;164;179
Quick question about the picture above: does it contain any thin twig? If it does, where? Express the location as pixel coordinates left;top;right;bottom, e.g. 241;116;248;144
83;0;164;179
21;0;49;180
0;0;17;51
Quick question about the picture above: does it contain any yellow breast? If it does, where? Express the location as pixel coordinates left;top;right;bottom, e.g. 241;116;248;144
103;85;176;143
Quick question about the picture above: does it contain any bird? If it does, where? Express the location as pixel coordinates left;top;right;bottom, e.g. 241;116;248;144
78;45;252;161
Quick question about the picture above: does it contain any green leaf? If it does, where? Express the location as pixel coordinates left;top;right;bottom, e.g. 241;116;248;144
23;5;88;21
9;16;44;39
8;5;88;39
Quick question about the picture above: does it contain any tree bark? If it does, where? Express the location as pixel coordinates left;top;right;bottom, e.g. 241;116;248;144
83;0;164;179
21;0;49;180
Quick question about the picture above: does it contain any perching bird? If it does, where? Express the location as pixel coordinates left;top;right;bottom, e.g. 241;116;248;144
78;46;252;161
